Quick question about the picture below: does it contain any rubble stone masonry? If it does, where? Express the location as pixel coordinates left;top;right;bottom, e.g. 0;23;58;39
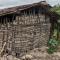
0;13;51;56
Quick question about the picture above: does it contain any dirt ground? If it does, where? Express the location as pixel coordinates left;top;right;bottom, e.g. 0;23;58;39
0;46;60;60
0;54;20;60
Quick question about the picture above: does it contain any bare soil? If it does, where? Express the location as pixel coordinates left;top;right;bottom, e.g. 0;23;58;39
0;46;60;60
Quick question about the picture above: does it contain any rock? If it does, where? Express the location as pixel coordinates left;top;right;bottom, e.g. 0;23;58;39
21;54;33;60
0;54;20;60
1;54;8;60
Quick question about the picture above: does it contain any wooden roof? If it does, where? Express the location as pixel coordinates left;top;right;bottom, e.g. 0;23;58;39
0;1;51;16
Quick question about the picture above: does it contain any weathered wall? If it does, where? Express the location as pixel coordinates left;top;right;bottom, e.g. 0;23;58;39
0;13;51;56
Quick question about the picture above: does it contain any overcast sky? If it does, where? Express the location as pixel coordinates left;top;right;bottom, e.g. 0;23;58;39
0;0;60;9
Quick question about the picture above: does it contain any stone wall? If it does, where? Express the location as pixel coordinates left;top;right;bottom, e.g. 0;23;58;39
0;13;51;56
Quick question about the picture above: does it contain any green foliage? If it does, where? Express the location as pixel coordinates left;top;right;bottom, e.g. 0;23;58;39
47;38;58;54
47;46;57;54
47;5;60;54
53;29;57;39
50;6;60;15
47;28;59;54
47;22;60;54
47;24;60;54
48;39;58;47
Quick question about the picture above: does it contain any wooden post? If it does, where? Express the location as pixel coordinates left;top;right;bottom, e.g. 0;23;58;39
0;18;2;29
2;31;5;47
25;10;28;25
1;18;2;26
0;42;7;57
33;9;35;49
38;9;41;47
4;17;8;53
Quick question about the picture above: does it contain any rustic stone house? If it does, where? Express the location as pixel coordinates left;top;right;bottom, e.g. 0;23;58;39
0;1;59;57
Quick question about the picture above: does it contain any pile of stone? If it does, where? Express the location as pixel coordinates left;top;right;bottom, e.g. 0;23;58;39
0;54;20;60
21;46;60;60
1;46;60;60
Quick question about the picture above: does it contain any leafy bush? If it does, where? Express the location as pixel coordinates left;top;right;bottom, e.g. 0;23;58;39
48;5;60;54
50;6;60;15
47;38;58;54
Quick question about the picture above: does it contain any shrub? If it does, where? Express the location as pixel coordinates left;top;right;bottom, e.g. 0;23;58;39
47;38;58;54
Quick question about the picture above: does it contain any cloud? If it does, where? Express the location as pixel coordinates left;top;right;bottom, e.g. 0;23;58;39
0;0;60;9
0;0;42;9
0;0;19;8
47;0;59;6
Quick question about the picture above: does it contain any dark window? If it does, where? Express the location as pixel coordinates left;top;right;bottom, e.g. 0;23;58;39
0;14;16;24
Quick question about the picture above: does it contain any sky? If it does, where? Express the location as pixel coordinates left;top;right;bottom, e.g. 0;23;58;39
0;0;60;9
